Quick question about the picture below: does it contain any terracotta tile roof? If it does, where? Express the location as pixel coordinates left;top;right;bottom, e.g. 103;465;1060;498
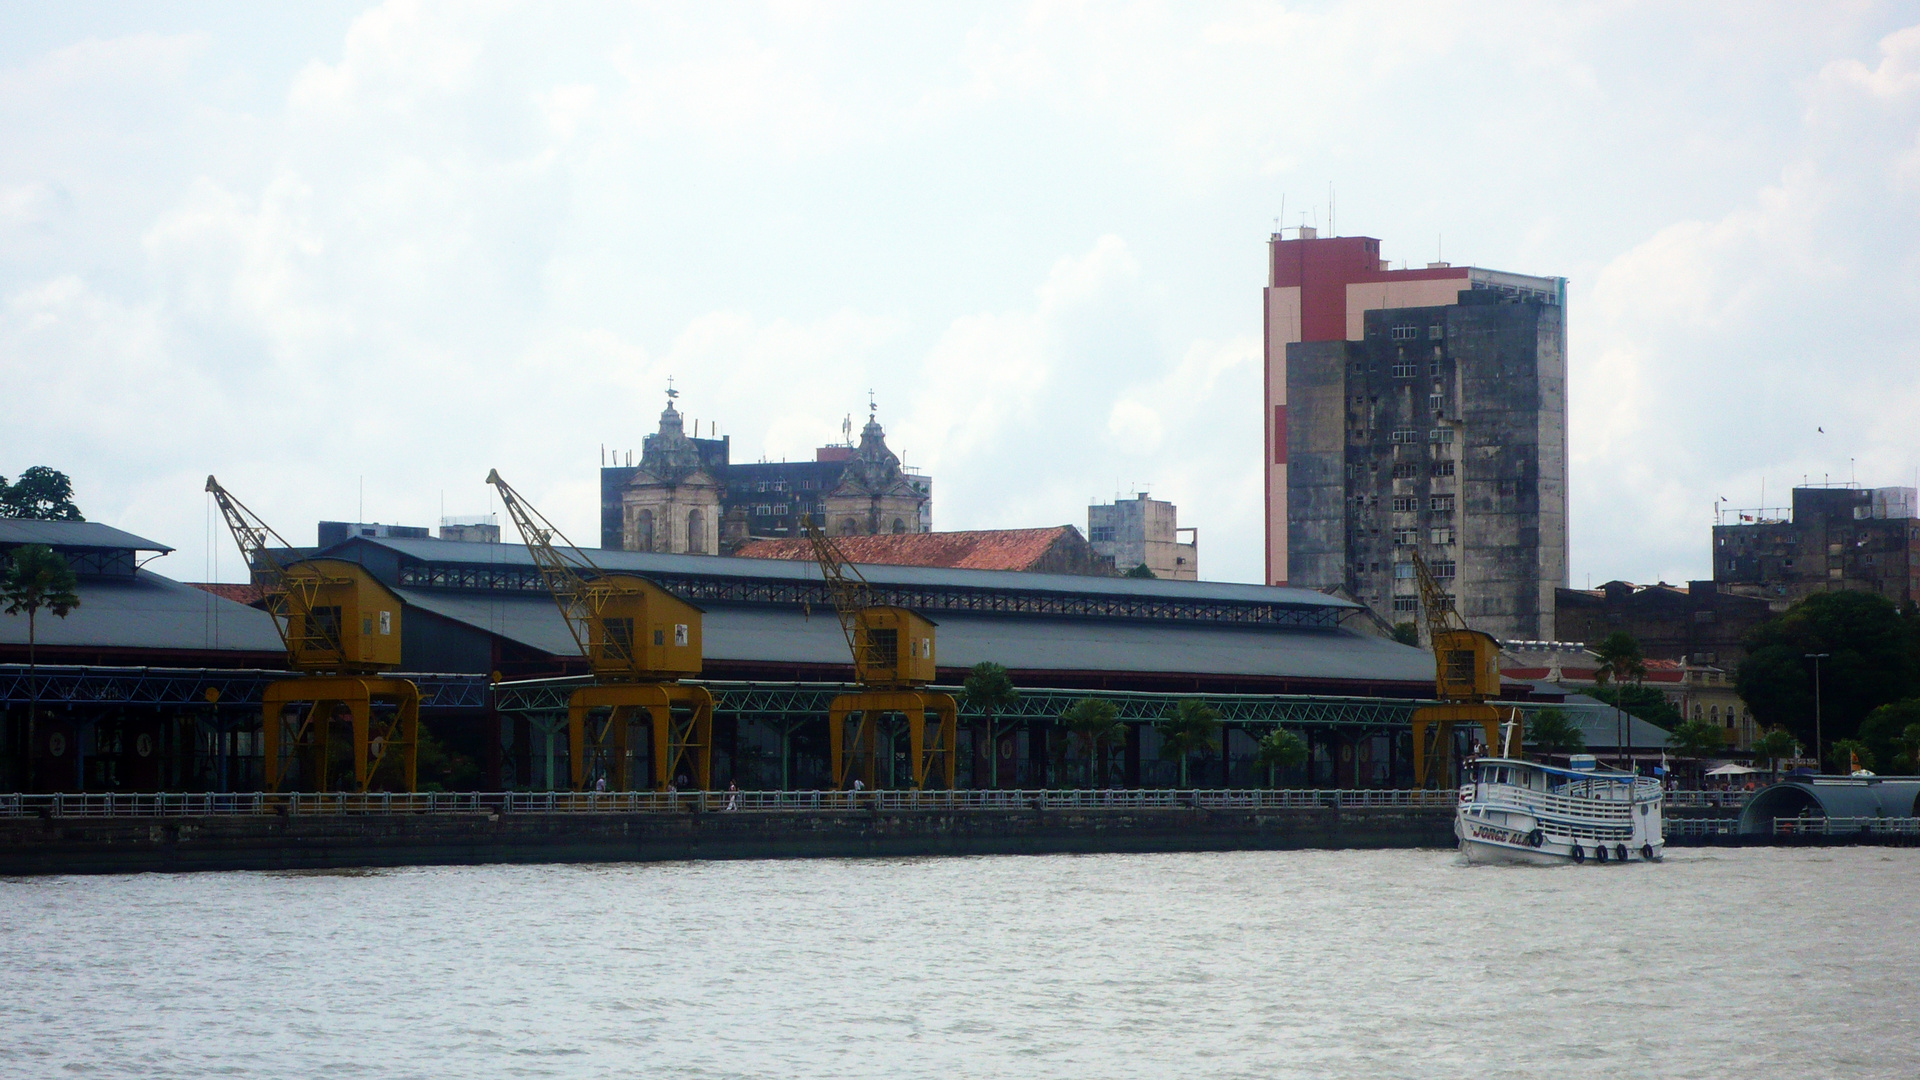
187;582;270;606
734;528;1087;573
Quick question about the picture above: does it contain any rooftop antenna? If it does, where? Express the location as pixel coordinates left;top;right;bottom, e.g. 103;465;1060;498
1329;181;1335;237
1279;194;1285;236
842;414;853;446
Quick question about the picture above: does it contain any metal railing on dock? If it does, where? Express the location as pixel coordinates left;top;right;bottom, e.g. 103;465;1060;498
1772;815;1920;836
0;788;1466;818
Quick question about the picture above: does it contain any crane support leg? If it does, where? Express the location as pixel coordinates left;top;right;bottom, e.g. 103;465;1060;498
910;693;959;791
828;696;880;792
655;684;713;792
262;677;419;793
1410;702;1503;789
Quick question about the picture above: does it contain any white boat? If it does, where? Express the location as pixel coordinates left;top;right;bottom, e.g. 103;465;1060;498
1455;753;1665;866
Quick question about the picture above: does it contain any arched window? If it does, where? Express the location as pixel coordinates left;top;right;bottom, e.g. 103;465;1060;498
635;509;654;552
688;509;705;554
1710;705;1720;724
841;517;859;536
892;518;907;534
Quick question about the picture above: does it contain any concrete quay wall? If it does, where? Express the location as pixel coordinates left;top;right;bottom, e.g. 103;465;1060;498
0;805;1459;876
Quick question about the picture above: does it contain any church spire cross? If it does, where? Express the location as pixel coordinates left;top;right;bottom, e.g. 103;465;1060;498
666;376;678;403
867;388;876;421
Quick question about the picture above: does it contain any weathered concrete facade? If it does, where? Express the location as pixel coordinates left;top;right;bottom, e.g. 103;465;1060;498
1286;290;1568;642
1712;486;1920;607
1087;493;1198;579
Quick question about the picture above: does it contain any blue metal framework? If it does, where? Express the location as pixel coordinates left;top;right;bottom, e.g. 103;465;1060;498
0;665;489;711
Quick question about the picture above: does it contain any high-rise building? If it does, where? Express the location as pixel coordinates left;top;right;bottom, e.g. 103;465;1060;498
1087;493;1197;579
1713;485;1919;607
1268;229;1567;641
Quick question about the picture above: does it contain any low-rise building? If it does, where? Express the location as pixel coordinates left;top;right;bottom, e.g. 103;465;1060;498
1554;580;1777;668
1087;493;1197;580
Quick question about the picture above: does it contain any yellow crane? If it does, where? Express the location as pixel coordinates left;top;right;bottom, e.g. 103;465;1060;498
1406;547;1510;787
802;515;957;791
485;470;712;792
205;476;419;792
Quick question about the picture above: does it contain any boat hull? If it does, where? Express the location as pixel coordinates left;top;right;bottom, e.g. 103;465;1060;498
1457;834;1663;866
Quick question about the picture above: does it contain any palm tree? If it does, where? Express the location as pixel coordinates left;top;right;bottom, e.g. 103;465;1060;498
1592;630;1647;769
1669;717;1728;784
1831;738;1872;775
1155;699;1222;787
961;661;1019;788
1525;707;1586;760
1253;728;1307;787
1751;727;1797;777
2;544;81;791
1061;698;1125;787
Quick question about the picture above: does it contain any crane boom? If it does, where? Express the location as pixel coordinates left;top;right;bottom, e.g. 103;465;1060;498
1408;546;1465;645
801;513;869;665
485;469;613;667
205;475;297;648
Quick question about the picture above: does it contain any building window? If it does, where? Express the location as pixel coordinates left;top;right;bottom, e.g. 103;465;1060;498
1428;324;1443;340
1430;527;1455;545
1393;528;1419;546
1429;428;1455;444
1391;325;1418;341
1392;496;1418;513
1430;495;1455;513
1431;461;1454;477
1392;362;1417;378
688;509;705;554
1432;559;1456;579
1090;526;1113;543
634;509;654;552
774;504;788;515
1392;597;1419;612
1390;429;1419;444
1394;563;1417;579
1429;361;1442;376
755;505;771;516
1392;463;1419;479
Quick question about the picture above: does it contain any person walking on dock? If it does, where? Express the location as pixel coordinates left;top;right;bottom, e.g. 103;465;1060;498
725;781;739;811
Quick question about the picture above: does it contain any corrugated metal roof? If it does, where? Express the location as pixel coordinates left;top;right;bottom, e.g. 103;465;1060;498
0;519;172;553
734;528;1088;572
393;589;1433;684
0;570;283;654
339;536;1354;611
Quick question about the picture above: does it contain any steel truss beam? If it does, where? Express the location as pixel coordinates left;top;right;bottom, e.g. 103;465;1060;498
0;665;488;711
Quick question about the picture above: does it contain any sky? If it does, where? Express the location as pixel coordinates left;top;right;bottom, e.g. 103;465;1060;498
3;1;1918;589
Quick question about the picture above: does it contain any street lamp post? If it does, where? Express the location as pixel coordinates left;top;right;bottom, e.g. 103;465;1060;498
1805;652;1829;774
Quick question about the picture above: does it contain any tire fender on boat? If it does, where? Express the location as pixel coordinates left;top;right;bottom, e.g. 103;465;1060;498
1526;829;1544;848
1571;845;1585;863
1641;844;1654;861
1615;843;1629;862
1594;844;1608;863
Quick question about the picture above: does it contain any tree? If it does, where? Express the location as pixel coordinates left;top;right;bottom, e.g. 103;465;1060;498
962;661;1019;789
1592;630;1648;767
1060;698;1125;787
0;467;84;521
1736;591;1920;762
1525;707;1586;757
1155;699;1221;787
1855;699;1920;774
1750;727;1798;776
2;544;82;790
1669;718;1729;762
1253;728;1306;787
1831;737;1873;775
1584;684;1684;730
1124;563;1156;579
1390;622;1419;647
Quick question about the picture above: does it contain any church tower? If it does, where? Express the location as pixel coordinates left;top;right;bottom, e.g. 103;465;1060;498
821;402;929;536
620;388;723;553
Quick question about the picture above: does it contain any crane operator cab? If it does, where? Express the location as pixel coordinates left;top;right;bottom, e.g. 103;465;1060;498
853;607;936;689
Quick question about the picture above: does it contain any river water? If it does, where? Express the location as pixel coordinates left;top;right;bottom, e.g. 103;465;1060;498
1;847;1914;1078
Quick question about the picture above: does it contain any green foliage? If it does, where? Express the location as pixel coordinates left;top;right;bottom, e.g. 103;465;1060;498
961;661;1019;716
1856;699;1920;775
1060;698;1125;787
1831;738;1873;774
1155;699;1221;787
0;467;84;521
1592;631;1647;690
2;544;82;627
1586;684;1683;730
1735;591;1920;754
1525;707;1586;755
1669;718;1729;759
1253;728;1307;786
1750;727;1799;772
1124;563;1156;579
1391;621;1419;647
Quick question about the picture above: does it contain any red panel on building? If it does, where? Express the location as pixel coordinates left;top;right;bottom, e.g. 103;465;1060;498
1272;406;1288;464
